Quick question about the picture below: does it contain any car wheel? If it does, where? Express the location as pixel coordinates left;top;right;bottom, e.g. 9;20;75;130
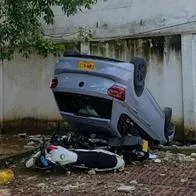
130;57;147;96
117;114;139;136
164;107;173;141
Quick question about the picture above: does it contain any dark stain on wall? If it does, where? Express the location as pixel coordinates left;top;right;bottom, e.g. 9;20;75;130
114;40;124;59
90;42;98;54
173;121;185;141
90;35;181;63
150;36;165;60
167;35;181;51
97;41;106;56
142;39;151;62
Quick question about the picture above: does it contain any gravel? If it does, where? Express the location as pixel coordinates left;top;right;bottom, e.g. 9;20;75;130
2;150;195;196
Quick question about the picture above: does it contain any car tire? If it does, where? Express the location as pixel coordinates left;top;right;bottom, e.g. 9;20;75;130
117;114;140;136
164;107;172;140
130;57;147;96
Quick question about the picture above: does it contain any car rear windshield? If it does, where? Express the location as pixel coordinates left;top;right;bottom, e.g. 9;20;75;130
54;92;112;119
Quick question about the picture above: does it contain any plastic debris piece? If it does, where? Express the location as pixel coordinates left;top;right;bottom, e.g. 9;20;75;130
149;153;157;160
0;169;14;185
153;159;161;163
117;185;136;193
142;140;149;152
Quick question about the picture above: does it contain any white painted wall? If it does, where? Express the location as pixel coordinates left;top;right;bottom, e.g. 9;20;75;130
1;54;61;121
181;34;196;140
44;0;196;40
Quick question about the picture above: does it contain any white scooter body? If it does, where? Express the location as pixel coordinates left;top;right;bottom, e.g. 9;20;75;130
25;145;125;171
45;145;78;165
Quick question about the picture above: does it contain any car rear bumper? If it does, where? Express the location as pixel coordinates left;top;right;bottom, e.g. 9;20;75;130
60;111;120;137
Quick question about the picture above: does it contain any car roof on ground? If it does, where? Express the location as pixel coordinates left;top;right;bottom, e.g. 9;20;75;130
63;53;125;63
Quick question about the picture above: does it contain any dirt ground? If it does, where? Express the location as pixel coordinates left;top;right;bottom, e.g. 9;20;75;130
1;154;196;196
0;135;196;196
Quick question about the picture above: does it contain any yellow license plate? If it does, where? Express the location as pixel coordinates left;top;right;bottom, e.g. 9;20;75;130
79;61;96;70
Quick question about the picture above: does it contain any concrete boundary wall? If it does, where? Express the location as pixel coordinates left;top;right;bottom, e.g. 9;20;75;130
181;34;196;140
0;54;62;133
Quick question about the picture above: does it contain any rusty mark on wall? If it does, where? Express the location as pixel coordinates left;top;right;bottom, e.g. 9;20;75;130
90;35;181;62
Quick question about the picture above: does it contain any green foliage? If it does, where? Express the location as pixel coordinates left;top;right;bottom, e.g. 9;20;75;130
0;0;97;60
78;26;95;42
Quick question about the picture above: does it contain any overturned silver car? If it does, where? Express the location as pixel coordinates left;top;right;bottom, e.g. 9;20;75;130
50;53;175;145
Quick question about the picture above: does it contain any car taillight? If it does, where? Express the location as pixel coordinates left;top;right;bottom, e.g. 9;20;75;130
107;85;126;101
50;78;58;89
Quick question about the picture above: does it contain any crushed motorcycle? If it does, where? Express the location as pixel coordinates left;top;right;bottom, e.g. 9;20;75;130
24;136;125;171
24;130;149;171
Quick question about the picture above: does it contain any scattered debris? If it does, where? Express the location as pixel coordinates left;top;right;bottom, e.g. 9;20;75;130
23;145;36;150
26;141;35;146
28;138;41;143
180;178;188;183
153;159;161;163
0;189;11;196
36;183;46;189
63;184;79;191
26;176;37;181
29;135;41;139
163;151;175;161
117;185;136;193
148;152;157;159
88;169;96;175
176;153;196;162
66;171;71;176
185;156;195;162
177;153;186;162
190;153;196;158
158;144;196;154
155;151;196;163
17;133;27;138
129;180;138;185
62;182;86;191
163;156;170;161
